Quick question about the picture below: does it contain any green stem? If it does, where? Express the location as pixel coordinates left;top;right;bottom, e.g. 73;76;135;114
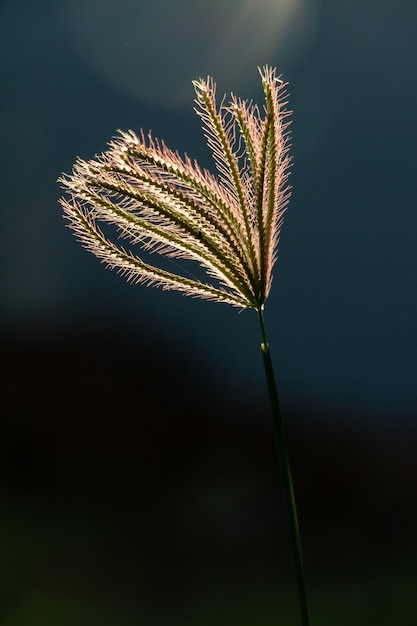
257;306;310;626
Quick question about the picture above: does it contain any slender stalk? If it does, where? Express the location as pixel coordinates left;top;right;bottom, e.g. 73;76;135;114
257;306;310;626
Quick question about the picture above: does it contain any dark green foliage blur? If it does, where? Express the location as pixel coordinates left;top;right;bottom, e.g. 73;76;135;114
1;326;416;625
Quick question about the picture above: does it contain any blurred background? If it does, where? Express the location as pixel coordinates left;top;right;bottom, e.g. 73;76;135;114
1;0;417;624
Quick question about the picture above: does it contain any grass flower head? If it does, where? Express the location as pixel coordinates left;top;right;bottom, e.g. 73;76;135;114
59;66;291;312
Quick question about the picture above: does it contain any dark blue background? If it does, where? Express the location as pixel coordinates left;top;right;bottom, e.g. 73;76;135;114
1;1;417;624
2;0;416;422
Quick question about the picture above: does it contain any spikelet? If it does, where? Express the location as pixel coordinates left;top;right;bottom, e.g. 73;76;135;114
58;66;291;309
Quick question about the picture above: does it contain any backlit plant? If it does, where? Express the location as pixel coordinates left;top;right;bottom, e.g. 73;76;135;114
59;66;310;626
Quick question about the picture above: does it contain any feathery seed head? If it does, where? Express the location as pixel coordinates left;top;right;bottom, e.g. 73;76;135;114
59;66;291;310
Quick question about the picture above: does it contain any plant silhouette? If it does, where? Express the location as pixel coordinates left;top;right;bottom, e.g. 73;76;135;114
59;66;310;626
